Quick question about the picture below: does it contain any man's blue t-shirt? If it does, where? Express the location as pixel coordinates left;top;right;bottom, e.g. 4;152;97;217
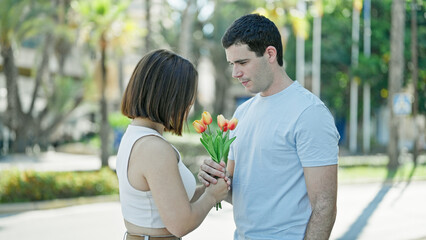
228;81;340;240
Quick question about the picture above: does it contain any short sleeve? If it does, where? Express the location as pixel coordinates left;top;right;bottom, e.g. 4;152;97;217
294;103;340;167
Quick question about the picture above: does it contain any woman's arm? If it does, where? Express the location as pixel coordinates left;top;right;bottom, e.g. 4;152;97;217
132;136;228;238
197;158;234;204
190;185;206;203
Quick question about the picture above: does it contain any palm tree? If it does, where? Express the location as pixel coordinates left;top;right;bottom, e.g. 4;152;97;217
0;0;84;152
0;0;31;152
72;0;142;167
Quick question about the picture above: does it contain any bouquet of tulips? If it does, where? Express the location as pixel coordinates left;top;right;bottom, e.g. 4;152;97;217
192;111;238;210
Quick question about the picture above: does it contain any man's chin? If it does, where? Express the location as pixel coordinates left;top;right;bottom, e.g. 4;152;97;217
245;87;258;94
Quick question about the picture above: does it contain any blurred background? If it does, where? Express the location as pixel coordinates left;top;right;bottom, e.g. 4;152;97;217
0;0;425;167
0;0;425;239
0;0;425;166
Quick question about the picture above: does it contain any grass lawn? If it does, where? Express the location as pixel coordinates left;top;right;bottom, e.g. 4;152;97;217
338;155;426;184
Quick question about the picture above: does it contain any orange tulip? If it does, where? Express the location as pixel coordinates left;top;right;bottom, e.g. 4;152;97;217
192;120;206;133
227;118;238;130
201;111;213;125
217;114;227;130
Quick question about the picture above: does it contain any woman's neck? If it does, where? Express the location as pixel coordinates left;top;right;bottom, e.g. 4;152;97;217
131;118;164;135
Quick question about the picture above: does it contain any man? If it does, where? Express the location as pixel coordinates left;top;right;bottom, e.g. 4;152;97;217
198;14;340;240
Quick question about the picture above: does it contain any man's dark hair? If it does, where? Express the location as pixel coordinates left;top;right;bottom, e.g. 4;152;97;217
222;13;283;66
121;49;198;136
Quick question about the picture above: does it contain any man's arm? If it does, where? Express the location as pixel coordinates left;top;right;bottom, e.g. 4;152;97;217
303;164;337;240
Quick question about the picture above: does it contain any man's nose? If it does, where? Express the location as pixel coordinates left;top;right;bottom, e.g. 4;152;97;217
232;66;243;79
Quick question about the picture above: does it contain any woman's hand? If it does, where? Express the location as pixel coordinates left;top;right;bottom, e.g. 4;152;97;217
204;178;229;203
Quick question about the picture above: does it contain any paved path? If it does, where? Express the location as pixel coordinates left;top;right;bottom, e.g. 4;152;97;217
1;181;425;240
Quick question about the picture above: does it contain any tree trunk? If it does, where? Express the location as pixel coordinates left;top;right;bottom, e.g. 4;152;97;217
178;0;195;61
144;0;151;52
411;0;419;165
14;120;32;153
387;0;405;170
349;2;361;153
54;0;71;77
1;45;22;129
0;43;26;152
362;0;371;154
37;93;84;150
28;33;53;116
211;48;229;116
312;15;321;97
312;0;322;97
22;33;53;152
296;0;306;86
213;67;227;115
100;35;110;167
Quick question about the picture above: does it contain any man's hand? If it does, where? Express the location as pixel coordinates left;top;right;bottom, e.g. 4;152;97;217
198;159;227;187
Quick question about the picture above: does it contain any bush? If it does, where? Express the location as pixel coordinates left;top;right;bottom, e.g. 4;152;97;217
0;168;118;203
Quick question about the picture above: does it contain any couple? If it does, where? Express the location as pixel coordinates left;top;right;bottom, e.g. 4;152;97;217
116;14;340;240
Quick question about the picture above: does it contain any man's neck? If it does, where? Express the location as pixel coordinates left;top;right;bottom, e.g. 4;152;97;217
261;69;293;97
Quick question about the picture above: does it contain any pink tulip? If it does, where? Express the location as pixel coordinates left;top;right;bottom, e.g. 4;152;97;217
228;118;238;130
192;120;206;133
217;115;227;130
202;111;213;125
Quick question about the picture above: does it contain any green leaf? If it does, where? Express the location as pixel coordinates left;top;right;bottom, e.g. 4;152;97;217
213;135;221;163
217;129;222;136
200;134;218;162
217;135;224;162
200;138;210;152
222;136;236;165
223;131;230;144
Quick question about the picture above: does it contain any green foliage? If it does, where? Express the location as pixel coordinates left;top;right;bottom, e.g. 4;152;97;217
71;0;135;51
0;168;118;203
0;0;55;44
0;0;32;42
283;0;426;120
108;112;130;130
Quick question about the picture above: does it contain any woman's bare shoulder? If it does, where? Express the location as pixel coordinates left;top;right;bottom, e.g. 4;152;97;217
132;135;177;166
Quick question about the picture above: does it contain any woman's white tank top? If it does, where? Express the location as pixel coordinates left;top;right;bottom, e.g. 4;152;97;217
116;125;196;228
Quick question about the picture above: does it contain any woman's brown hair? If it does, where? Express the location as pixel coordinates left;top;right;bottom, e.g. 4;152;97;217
121;49;198;135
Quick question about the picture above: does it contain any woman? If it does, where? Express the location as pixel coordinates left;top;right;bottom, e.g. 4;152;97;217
116;49;229;240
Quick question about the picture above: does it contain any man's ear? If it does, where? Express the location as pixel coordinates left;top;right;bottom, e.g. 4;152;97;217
265;46;277;63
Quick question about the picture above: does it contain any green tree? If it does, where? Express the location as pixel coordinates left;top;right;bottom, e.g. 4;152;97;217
158;0;256;115
0;0;85;152
72;0;142;167
208;1;255;115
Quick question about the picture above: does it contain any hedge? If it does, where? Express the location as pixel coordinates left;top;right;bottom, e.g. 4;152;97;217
0;167;118;203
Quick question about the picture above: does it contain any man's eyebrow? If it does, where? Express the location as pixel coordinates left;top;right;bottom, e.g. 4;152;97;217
229;59;249;64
